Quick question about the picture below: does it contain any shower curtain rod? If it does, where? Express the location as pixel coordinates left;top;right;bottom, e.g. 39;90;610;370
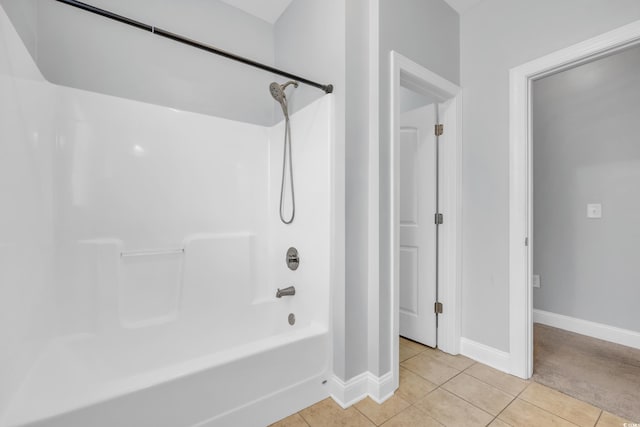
54;0;334;94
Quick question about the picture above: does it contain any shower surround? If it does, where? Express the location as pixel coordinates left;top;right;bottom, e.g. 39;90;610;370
0;7;335;427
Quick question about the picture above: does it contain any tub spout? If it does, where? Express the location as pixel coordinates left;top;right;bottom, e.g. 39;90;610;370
276;286;296;298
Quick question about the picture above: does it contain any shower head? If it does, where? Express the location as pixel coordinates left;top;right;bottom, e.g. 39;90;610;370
269;80;299;113
269;82;285;103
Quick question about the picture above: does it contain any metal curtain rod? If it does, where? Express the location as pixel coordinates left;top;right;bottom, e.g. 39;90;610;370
54;0;334;94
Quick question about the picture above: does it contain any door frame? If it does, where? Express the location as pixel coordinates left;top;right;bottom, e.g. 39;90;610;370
390;51;462;390
508;20;640;379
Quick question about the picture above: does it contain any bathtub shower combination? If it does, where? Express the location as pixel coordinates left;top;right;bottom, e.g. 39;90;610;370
0;5;336;427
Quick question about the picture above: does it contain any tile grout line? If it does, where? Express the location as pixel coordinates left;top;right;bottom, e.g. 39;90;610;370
488;390;521;427
398;371;459;426
455;366;529;398
296;409;311;426
516;398;593;427
406;368;496;426
460;362;530;396
507;383;588;427
400;354;466;384
482;374;533;427
431;364;530;423
593;409;604;427
519;383;604;427
420;347;478;372
491;384;529;427
529;378;607;413
404;400;446;427
435;381;501;421
350;402;379;426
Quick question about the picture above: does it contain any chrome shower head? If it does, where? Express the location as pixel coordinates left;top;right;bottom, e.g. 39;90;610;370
269;80;299;114
269;82;285;104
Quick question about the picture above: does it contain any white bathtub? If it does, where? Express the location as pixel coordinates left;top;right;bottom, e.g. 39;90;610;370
3;231;333;427
5;321;329;427
0;6;335;424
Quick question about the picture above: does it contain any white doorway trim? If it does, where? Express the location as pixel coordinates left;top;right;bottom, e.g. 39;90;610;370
508;20;640;379
390;51;462;390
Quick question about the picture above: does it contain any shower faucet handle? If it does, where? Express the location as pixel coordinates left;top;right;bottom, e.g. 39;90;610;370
286;247;299;270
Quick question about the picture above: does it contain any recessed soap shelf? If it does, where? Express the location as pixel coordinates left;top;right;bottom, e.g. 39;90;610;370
120;248;185;258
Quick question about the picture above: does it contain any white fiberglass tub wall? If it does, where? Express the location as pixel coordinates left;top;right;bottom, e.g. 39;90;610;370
0;7;334;427
0;6;56;425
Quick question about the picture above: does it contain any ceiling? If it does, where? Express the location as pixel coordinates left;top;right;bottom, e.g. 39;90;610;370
443;0;483;14
218;0;294;24
219;0;482;25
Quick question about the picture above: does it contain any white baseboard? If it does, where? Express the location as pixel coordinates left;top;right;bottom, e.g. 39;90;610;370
367;372;395;404
460;337;511;373
328;372;368;408
329;371;395;408
533;309;640;350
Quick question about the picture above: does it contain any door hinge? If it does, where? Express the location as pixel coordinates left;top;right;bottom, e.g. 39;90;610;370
435;124;444;136
434;302;443;314
434;213;443;225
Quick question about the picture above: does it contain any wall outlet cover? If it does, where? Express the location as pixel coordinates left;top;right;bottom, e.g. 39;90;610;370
587;203;602;219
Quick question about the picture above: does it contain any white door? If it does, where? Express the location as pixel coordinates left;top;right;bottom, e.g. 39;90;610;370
399;103;438;347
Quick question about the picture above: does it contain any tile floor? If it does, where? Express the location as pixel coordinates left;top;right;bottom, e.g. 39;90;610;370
270;337;636;427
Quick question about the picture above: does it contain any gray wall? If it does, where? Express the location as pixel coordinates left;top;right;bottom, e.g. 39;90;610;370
6;0;277;125
274;0;348;379
274;0;344;118
532;45;640;333
378;0;459;375
399;86;435;113
344;0;371;379
276;0;460;381
460;0;640;352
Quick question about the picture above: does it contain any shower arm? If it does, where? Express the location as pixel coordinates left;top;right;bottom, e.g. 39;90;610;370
54;0;334;94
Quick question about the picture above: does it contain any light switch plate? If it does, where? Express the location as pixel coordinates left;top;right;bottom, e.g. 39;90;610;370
587;203;602;219
532;274;541;288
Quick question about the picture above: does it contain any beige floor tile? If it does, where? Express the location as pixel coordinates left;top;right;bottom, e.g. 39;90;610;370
597;411;635;426
354;396;411;425
520;382;601;427
414;388;494;427
397;366;438;403
299;398;376;427
380;405;443;427
464;363;529;396
442;373;514;416
488;419;513;427
400;342;424;362
401;353;461;385
400;336;430;352
499;399;579;427
269;412;310;427
421;348;476;371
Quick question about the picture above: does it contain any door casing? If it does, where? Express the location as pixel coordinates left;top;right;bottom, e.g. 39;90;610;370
508;19;640;379
389;51;462;391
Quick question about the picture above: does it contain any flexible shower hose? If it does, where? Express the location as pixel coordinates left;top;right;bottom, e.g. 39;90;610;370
279;112;295;224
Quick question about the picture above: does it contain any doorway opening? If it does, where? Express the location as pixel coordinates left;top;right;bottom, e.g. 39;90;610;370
389;51;461;391
530;42;640;421
508;20;640;383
